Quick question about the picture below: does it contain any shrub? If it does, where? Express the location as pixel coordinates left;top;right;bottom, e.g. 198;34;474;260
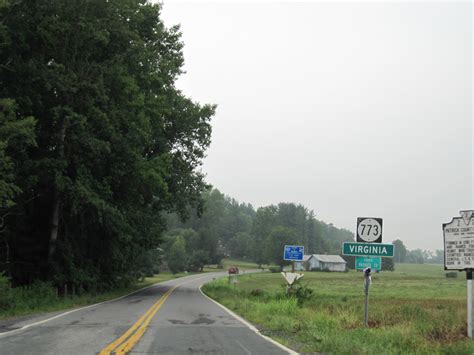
250;288;264;297
282;280;314;307
290;282;314;306
269;267;280;273
445;272;458;278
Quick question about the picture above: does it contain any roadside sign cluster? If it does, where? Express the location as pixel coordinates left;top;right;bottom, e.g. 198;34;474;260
342;217;393;273
341;217;395;326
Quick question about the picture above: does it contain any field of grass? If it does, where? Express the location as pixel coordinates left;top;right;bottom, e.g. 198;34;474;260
0;272;193;320
202;264;474;354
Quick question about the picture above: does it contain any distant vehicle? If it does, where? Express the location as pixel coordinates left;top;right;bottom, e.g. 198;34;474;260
228;266;239;275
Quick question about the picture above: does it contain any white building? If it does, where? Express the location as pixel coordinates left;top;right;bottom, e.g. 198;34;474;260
294;254;311;271
295;254;347;272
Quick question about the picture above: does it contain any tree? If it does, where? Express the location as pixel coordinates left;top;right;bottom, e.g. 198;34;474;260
406;249;424;264
228;232;254;259
265;226;301;270
251;206;277;266
392;239;407;263
0;1;214;288
0;99;36;209
382;257;395;271
187;250;209;272
432;249;444;264
167;237;187;274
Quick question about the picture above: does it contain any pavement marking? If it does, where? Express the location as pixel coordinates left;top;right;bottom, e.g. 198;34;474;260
233;339;252;355
99;286;177;355
199;280;298;355
99;274;212;355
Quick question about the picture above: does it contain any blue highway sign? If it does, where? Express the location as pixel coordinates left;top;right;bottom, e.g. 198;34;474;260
284;245;304;261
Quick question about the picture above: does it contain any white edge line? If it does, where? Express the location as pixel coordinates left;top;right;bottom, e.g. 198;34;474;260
198;280;299;355
0;273;204;338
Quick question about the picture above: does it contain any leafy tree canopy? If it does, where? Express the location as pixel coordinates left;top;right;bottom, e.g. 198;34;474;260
0;0;214;288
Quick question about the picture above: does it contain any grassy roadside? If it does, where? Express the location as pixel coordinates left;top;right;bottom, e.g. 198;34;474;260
202;264;474;354
0;272;197;320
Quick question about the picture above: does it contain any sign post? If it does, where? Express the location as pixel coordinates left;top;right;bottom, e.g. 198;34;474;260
468;269;473;339
283;245;304;273
443;210;474;339
363;267;371;327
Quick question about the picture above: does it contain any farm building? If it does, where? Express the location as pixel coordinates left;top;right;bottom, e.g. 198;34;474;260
294;254;311;271
295;254;347;272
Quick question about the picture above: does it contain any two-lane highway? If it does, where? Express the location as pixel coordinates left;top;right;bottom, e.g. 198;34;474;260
0;272;293;354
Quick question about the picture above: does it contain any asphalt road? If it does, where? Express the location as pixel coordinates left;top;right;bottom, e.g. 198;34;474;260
0;272;292;354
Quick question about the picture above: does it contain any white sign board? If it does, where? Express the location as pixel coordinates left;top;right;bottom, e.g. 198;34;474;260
443;211;474;270
281;272;304;286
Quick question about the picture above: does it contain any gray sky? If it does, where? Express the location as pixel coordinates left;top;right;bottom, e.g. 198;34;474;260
161;1;473;251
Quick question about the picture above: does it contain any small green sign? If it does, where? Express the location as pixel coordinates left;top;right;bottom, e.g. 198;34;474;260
342;242;394;257
356;257;381;271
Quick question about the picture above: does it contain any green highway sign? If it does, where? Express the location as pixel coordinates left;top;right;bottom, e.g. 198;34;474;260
342;242;394;257
356;257;381;271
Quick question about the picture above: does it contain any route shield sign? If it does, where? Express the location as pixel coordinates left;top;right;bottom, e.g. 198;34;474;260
283;245;304;261
356;257;381;271
357;217;383;243
342;242;394;257
443;210;474;270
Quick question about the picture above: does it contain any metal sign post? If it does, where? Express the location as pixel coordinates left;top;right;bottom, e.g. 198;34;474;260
363;267;371;327
468;269;473;339
443;210;474;339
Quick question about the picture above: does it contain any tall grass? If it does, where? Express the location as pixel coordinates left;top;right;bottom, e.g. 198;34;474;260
202;265;474;354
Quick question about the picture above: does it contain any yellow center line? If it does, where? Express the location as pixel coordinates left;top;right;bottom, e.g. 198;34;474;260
98;286;176;355
99;274;212;355
114;287;175;354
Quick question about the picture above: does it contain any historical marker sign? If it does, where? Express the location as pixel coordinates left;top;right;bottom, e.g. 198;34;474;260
443;210;474;339
443;211;474;270
342;242;394;257
283;245;304;261
357;217;383;243
356;257;382;271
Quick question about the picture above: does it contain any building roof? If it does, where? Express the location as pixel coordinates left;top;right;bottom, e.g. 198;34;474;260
309;254;347;263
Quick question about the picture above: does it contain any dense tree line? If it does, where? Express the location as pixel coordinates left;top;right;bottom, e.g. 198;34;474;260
164;188;354;271
0;1;214;290
392;239;443;264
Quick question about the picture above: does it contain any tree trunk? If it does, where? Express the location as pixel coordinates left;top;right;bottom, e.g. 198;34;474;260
48;119;67;260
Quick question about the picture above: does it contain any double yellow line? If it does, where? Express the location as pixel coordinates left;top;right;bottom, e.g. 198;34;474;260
99;285;177;355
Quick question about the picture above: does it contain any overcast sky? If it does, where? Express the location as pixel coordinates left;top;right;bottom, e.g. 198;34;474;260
161;1;473;251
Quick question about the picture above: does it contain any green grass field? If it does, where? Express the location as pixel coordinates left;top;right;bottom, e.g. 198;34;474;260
202;264;474;354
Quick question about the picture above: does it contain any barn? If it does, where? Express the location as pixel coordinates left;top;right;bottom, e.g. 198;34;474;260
295;254;347;272
294;254;311;271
